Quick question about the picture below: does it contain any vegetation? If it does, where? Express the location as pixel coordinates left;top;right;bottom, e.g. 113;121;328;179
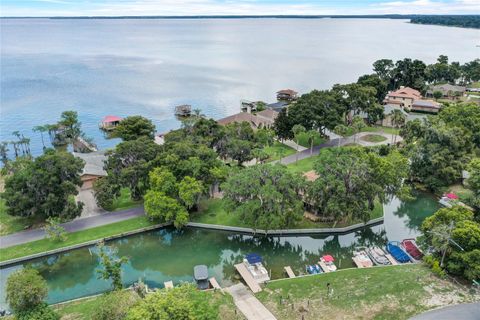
222;164;305;230
114;115;156;141
96;242;129;291
467;158;480;209
257;264;476;320
91;290;140;320
410;15;480;29
360;134;387;143
0;216;154;262
0;198;41;236
43;217;67;242
421;206;480;281
262;141;296;162
2;149;84;221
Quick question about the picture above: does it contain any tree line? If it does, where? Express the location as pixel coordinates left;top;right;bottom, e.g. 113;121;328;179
410;15;480;29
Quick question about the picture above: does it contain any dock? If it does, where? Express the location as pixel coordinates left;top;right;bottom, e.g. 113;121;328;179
164;280;174;289
234;263;262;293
284;266;296;278
385;254;399;265
209;277;225;294
318;261;331;272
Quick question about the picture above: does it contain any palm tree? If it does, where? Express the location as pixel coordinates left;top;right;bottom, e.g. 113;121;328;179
305;129;320;155
390;109;406;144
33;125;48;149
291;124;305;163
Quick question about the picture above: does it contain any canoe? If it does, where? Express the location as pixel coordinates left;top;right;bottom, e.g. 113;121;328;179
386;241;410;263
366;246;391;266
401;239;424;261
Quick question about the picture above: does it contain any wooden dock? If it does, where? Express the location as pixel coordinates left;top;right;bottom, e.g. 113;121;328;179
318;261;331;273
385;254;399;265
284;266;296;278
164;281;174;289
234;263;262;293
209;277;225;294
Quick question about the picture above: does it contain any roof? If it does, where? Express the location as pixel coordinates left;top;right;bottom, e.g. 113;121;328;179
193;265;208;280
303;170;319;182
267;101;289;111
384;104;408;116
217;112;258;126
73;150;107;177
256;109;279;122
412;99;441;109
102;115;122;123
277;89;298;95
246;253;263;264
387;87;422;100
428;84;466;93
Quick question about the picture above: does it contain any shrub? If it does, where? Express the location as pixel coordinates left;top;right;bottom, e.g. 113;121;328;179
16;303;59;320
43;217;67;242
92;290;140;320
6;269;48;313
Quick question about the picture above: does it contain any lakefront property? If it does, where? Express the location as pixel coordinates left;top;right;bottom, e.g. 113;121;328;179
1;6;480;320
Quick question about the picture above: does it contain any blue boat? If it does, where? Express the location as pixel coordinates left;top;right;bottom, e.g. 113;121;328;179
386;241;410;263
306;264;323;274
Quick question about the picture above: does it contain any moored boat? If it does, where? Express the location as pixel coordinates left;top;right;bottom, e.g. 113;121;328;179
194;265;210;290
352;249;374;268
318;255;337;272
386;241;410;263
243;253;270;283
366;246;391;266
306;264;323;274
401;239;424;262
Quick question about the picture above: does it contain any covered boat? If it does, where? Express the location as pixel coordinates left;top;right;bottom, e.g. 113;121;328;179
243;253;270;283
306;264;323;274
194;265;209;290
386;241;410;263
366;247;391;266
401;239;424;261
319;255;337;272
352;249;374;268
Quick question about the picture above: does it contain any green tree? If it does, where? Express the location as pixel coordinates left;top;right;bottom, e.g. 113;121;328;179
115;116;156;141
433;90;443;100
92;291;140;320
467;158;480;208
222;164;305;230
93;177;121;210
126;284;218;320
292;124;305;163
16;303;60;320
177;176;203;210
333;124;349;147
273;109;294;141
43;217;67;242
373;59;394;81
6;269;48;314
357;74;388;103
3;149;84;220
305;129;320;155
33;125;49;149
144;191;189;228
390;109;406;144
252;148;269;164
58;110;82;145
96;243;129;291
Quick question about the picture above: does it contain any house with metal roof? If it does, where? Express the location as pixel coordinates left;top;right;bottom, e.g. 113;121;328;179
73;150;107;189
427;84;466;98
411;99;441;113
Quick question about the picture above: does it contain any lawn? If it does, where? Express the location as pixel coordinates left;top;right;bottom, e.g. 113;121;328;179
284;157;317;174
55;290;241;320
263;141;296;162
296;133;326;148
108;188;143;212
0;199;44;236
0;215;154;262
192;198;383;229
360;134;388;143
257;264;476;320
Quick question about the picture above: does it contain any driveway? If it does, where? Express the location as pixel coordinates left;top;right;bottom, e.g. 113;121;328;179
0;206;145;248
410;302;480;320
76;188;105;218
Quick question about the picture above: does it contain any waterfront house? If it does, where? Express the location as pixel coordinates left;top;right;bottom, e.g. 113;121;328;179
277;89;298;101
383;87;422;111
411;99;441;113
99;115;122;131
426;84;466;98
217;108;278;129
73;151;107;189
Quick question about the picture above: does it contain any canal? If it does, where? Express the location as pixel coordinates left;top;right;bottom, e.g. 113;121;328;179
0;192;440;308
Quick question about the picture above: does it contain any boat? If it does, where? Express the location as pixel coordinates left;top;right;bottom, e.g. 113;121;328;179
401;239;424;262
386;241;411;263
318;255;337;272
306;264;323;274
352;249;374;268
366;246;391;266
243;253;270;283
193;265;210;290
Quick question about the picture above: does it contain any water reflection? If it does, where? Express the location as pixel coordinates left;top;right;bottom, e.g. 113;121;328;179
0;192;440;307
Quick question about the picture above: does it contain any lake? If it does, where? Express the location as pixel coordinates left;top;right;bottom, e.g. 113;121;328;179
0;192;440;308
1;18;479;155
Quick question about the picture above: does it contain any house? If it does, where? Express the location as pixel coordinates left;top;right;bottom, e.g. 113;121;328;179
381;104;409;127
277;89;298;101
266;101;289;112
411;99;441;113
427;84;466;98
99;115;122;131
217;109;279;130
255;109;279;127
383;86;422;111
73;151;107;189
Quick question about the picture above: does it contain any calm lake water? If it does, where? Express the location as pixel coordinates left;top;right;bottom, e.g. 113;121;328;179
0;192;440;308
1;18;479;155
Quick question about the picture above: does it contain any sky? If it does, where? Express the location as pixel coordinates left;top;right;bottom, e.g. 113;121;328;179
0;0;479;17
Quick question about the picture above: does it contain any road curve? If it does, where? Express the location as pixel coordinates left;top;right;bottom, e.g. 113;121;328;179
410;302;480;320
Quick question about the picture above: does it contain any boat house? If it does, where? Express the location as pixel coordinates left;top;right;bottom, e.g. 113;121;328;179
277;89;298;101
99;115;122;131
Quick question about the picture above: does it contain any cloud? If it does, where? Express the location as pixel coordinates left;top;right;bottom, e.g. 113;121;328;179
1;0;479;17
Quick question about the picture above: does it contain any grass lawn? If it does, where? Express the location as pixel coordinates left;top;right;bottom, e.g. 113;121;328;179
360;134;388;143
284;157;317;174
108;188;143;212
468;81;480;88
0;199;44;236
0;216;154;262
263;142;296;162
55;290;241;320
257;264;476;320
296;133;326;148
345;126;400;136
192;198;383;229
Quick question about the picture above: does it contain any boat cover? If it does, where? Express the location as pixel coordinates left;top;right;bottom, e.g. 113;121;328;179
194;265;208;280
323;255;334;262
246;253;263;264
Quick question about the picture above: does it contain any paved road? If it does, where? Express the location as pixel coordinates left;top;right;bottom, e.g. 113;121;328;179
277;138;339;165
0;206;145;248
410;302;480;320
226;283;277;320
